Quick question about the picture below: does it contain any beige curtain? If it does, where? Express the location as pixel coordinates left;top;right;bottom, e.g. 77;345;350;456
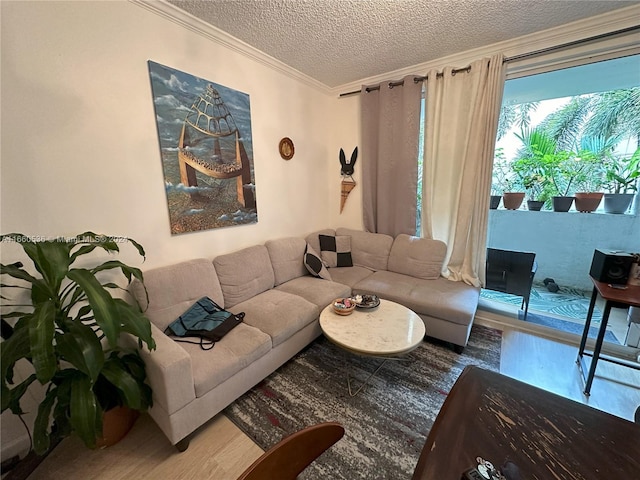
361;75;422;236
421;54;505;286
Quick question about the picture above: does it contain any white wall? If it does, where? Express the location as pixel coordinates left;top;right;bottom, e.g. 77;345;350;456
0;0;360;459
0;0;360;272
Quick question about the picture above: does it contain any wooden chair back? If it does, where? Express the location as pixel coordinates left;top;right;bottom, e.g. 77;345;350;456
236;422;345;480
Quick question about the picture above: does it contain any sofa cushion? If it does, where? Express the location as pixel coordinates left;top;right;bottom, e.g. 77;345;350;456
305;229;336;256
303;244;332;280
353;270;480;326
229;289;319;347
276;276;351;309
336;228;393;271
214;245;275;308
265;237;308;286
183;322;272;398
319;234;353;267
130;258;224;332
388;234;447;280
326;266;374;288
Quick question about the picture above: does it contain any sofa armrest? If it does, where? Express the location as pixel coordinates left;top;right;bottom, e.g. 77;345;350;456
122;323;195;416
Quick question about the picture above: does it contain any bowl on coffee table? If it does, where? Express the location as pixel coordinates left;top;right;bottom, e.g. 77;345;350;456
332;298;356;315
352;294;380;309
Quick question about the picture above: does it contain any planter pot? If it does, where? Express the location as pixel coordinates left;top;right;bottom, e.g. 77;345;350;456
604;193;635;214
96;406;139;448
552;196;574;212
574;192;603;213
502;192;525;210
527;200;544;211
490;195;501;209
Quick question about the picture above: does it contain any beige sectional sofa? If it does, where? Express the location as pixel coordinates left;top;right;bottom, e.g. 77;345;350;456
128;228;479;450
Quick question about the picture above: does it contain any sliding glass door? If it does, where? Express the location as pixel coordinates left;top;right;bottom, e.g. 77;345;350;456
482;53;639;349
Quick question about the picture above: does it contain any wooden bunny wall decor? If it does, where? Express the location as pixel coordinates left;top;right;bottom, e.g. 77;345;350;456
339;147;358;213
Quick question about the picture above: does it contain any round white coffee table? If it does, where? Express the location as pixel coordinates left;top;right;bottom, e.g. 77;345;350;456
319;299;425;395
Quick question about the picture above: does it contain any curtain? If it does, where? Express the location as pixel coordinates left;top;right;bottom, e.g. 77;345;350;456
422;54;505;286
361;75;422;236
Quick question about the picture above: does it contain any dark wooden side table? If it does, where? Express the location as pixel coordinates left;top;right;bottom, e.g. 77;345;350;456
412;366;640;480
576;277;640;395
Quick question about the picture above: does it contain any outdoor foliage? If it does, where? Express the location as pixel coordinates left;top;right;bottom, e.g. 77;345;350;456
0;233;156;454
603;147;640;193
494;87;640;207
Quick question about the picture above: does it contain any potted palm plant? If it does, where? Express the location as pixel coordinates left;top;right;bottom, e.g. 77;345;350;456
513;127;576;212
603;148;640;214
1;232;156;455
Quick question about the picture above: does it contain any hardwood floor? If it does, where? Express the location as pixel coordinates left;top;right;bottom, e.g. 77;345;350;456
24;415;263;480
500;328;640;422
19;327;640;479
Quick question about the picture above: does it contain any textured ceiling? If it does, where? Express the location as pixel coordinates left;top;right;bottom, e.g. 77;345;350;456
166;0;636;88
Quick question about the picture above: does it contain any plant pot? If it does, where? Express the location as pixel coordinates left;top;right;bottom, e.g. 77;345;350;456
489;195;501;210
502;192;525;210
96;406;140;448
604;193;635;214
552;196;574;212
574;192;603;213
527;200;544;211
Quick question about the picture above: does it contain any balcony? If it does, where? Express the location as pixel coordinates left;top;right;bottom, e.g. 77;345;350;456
482;207;640;347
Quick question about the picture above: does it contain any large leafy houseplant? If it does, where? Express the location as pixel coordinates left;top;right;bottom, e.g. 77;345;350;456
0;233;156;454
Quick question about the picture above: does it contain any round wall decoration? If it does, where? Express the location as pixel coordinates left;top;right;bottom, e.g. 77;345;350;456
279;137;295;160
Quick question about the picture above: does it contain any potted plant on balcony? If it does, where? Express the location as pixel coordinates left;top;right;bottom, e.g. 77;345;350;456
514;127;575;212
522;174;548;211
0;232;156;455
490;149;510;209
544;151;584;212
572;150;606;213
501;185;526;210
603;148;640;214
512;155;550;211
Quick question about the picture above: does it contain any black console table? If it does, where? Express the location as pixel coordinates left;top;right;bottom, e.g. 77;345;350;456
576;276;640;395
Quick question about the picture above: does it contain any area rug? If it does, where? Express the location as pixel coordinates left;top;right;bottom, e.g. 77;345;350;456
518;311;619;345
224;325;501;479
481;283;603;322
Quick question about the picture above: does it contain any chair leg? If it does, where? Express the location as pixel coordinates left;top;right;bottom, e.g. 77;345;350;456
522;296;530;321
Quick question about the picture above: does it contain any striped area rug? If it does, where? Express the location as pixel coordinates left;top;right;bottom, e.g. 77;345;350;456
224;325;501;479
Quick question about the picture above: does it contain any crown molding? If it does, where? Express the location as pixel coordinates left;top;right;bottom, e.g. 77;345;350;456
332;4;640;96
130;0;332;94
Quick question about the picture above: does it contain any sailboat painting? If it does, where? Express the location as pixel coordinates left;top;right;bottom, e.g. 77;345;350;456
148;61;257;235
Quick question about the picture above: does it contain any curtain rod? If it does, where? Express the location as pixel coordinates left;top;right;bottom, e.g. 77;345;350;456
338;67;470;97
338;24;640;98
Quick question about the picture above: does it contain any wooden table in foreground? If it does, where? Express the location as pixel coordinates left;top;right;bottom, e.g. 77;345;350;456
412;366;640;480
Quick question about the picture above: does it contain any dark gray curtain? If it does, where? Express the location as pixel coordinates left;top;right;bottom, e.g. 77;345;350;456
360;74;422;236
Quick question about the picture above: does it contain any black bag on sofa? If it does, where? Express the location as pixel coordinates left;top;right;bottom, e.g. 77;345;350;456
165;297;244;350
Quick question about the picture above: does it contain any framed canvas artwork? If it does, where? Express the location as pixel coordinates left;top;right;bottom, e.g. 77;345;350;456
148;61;257;235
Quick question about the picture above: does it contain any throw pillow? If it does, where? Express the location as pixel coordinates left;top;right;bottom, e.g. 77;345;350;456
303;244;332;280
319;234;353;268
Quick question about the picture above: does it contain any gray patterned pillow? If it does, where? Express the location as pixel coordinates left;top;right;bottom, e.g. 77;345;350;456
303;244;332;280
